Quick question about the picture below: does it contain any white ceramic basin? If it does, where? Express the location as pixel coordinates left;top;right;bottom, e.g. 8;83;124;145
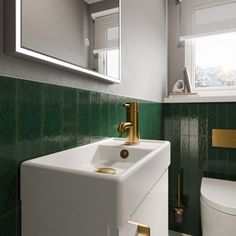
21;138;170;227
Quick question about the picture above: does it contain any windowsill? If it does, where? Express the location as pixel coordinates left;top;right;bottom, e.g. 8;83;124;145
164;95;236;103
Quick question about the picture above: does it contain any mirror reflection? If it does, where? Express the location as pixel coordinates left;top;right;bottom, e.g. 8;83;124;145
21;0;120;79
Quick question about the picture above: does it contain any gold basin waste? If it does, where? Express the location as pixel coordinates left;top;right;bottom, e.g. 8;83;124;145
96;167;116;175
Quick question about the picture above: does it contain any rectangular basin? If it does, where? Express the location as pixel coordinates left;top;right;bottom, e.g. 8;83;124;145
21;138;170;227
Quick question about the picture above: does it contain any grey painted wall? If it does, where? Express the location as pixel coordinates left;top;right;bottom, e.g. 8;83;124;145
1;0;167;102
168;0;185;93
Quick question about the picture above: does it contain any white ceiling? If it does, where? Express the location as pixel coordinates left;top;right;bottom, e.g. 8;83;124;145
84;0;104;4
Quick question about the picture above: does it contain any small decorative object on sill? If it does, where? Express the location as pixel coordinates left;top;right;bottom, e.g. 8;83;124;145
171;79;198;96
172;79;185;93
183;67;193;93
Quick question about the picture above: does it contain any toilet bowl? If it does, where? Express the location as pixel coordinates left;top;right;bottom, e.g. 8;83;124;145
201;178;236;236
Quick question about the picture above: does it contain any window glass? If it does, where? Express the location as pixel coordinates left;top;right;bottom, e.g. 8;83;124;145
107;49;119;78
195;32;236;88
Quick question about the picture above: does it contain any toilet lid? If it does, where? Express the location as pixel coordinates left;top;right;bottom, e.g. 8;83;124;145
201;178;236;215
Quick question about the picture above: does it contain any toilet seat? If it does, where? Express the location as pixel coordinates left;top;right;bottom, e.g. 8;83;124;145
201;178;236;215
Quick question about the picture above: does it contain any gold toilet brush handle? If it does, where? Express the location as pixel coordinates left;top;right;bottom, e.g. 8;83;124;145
173;172;184;223
178;173;181;207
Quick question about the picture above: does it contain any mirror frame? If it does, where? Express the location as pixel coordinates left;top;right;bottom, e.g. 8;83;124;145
5;0;121;84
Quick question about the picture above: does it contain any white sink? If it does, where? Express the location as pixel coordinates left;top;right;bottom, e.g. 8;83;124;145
21;138;170;227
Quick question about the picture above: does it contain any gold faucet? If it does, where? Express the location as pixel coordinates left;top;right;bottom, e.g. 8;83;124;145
118;102;140;145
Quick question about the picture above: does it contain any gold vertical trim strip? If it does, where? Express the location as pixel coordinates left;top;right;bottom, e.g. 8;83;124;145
212;129;236;148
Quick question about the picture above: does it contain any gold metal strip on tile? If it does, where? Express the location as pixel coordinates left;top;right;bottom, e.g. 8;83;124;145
137;224;151;236
212;129;236;148
128;221;151;236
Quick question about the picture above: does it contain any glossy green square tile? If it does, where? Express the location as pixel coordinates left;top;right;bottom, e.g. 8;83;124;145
180;117;189;136
207;140;227;174
207;137;218;173
42;84;63;155
189;118;199;136
115;96;127;138
228;103;236;129
90;91;102;141
109;95;119;137
142;103;152;139
198;103;208;137
62;87;77;149
78;90;91;145
140;102;157;140
204;170;228;180
217;103;228;128
189;103;198;118
183;169;203;200
0;77;17;216
156;103;163;138
164;104;172;118
116;96;126;122
207;103;218;136
189;136;199;170
215;148;227;173
17;80;42;162
173;103;181;117
0;211;17;236
188;103;199;135
100;93;111;137
180;136;189;168
227;149;236;174
0;161;17;217
171;105;181;139
164;117;172;136
181;103;189;117
199;136;208;170
0;77;17;156
139;102;148;139
150;103;160;139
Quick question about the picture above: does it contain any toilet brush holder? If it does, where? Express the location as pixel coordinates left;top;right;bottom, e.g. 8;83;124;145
173;173;185;223
173;204;185;223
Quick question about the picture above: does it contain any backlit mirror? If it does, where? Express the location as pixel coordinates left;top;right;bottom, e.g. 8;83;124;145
9;0;120;83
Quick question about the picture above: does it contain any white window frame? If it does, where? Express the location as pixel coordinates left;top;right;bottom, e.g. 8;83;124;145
185;38;236;95
183;0;236;96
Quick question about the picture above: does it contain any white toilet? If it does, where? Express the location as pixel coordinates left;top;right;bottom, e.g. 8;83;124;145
201;178;236;236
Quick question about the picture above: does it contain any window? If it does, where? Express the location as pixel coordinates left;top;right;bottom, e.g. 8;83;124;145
106;49;119;78
92;9;119;79
194;32;236;89
181;0;236;93
97;49;119;78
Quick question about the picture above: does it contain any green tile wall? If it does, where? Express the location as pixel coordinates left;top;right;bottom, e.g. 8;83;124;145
164;103;236;236
0;75;163;236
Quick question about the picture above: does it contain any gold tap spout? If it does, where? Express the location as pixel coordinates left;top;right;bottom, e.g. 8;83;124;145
118;122;133;133
117;102;140;145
